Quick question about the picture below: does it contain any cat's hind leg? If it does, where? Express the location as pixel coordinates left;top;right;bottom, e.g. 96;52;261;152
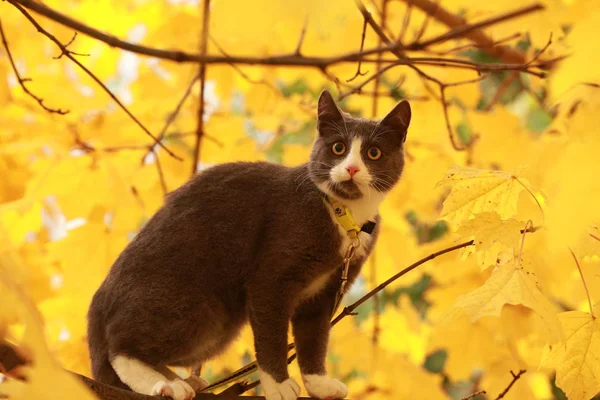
110;355;195;400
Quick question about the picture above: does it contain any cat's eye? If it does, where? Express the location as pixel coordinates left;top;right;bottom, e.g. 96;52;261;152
367;147;382;160
331;142;346;156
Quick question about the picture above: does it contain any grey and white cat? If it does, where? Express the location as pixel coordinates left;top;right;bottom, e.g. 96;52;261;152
87;90;411;400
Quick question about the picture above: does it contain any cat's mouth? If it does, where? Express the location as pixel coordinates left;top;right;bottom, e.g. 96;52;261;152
328;179;362;200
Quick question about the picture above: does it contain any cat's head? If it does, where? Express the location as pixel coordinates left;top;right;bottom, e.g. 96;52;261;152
309;90;411;201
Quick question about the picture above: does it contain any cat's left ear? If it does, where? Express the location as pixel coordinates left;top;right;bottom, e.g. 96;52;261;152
380;100;411;142
316;90;344;136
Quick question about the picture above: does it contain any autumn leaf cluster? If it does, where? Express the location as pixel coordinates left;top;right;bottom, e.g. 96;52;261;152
1;0;600;399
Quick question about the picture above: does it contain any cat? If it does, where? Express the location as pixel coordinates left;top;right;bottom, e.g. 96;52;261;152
86;89;411;400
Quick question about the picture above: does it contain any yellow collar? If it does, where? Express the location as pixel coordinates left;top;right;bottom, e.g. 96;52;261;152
325;195;362;239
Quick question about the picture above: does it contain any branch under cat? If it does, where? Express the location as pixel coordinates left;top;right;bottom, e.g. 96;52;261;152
0;343;312;400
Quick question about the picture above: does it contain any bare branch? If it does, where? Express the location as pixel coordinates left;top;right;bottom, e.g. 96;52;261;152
413;0;439;43
494;370;526;400
6;0;183;161
484;71;519;111
142;72;201;164
294;16;309;56
354;0;406;58
346;19;370;82
399;0;544;66
430;32;522;56
52;32;89;59
397;0;413;43
191;0;212;176
0;18;68;114
408;3;544;51
462;390;487;400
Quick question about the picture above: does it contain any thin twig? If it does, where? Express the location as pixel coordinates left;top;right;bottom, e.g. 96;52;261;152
294;16;309;55
494;370;526;400
413;0;439;43
191;0;211;176
462;390;487;400
483;71;518;111
516;220;533;269
153;151;168;196
0;18;68;114
52;32;89;59
397;0;413;43
209;37;282;98
429;32;521;56
569;247;594;319
591;233;600;242
354;0;406;57
6;1;182;161
142;72;200;164
347;19;369;82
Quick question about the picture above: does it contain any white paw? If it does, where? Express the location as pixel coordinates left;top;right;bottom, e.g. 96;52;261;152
259;369;300;400
185;374;209;392
151;379;195;400
263;378;300;400
302;374;348;399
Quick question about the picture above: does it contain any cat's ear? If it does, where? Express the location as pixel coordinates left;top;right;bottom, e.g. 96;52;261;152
317;90;344;135
380;100;411;142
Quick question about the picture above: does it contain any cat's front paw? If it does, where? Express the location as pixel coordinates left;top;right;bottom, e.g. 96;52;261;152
151;379;195;400
302;374;348;399
262;378;300;400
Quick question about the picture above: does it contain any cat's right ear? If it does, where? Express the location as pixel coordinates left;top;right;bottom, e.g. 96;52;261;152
317;90;343;135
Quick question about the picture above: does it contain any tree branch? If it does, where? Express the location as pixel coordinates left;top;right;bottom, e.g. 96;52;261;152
400;0;543;65
494;370;526;400
142;72;200;164
330;239;474;326
408;3;544;51
0;18;68;115
191;0;211;176
6;0;183;161
0;343;312;400
462;390;487;400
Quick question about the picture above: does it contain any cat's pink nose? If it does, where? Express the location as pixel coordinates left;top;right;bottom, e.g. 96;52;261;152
346;165;360;177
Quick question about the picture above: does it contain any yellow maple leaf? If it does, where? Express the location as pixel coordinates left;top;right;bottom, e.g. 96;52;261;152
543;308;600;400
436;166;542;227
0;273;97;400
455;212;526;268
443;262;563;344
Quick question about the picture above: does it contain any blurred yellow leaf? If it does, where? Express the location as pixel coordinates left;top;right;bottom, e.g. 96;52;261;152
543;308;600;400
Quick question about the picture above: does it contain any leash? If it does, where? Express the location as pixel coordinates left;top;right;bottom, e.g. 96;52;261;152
325;195;376;317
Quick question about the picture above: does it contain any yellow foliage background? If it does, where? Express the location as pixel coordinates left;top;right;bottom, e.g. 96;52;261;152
1;0;599;399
